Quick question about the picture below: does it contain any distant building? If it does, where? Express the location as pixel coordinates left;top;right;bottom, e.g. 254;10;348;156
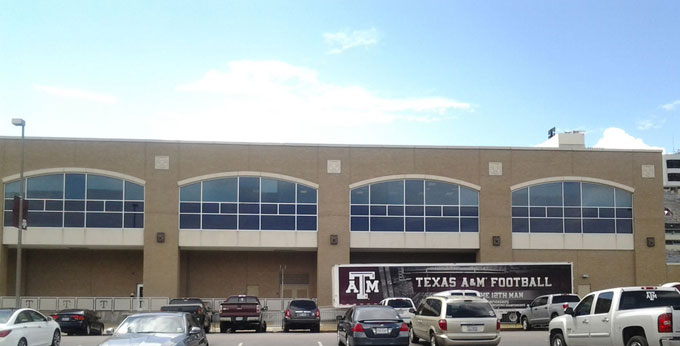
665;153;680;264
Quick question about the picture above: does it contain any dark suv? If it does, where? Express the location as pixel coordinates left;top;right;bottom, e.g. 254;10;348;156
283;299;320;332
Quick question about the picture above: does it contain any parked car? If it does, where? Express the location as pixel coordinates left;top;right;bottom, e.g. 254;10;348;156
0;308;61;346
162;298;213;333
549;286;680;346
219;295;267;333
662;282;680;291
336;305;409;346
379;297;417;325
283;299;320;332
432;289;482;298
51;309;104;336
518;293;580;330
410;295;501;346
98;312;208;346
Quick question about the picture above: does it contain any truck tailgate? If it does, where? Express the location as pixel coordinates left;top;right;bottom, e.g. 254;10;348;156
220;303;259;317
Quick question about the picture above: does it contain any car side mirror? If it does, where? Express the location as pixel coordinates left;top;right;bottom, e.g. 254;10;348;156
564;307;574;316
262;306;268;311
409;308;416;313
189;326;202;335
336;315;343;321
104;327;115;335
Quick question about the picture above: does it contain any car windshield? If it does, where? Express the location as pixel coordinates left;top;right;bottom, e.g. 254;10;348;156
0;310;13;324
225;296;259;304
386;299;414;308
446;302;496;318
170;299;203;305
619;290;680;310
289;300;316;310
356;308;400;321
552;295;580;303
115;315;185;335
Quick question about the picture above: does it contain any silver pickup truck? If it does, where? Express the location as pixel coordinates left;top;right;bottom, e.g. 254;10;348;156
549;286;680;346
519;293;580;330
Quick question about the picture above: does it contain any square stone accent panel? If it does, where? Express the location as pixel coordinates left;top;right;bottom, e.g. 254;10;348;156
155;156;170;170
489;162;503;176
641;164;655;178
327;160;341;174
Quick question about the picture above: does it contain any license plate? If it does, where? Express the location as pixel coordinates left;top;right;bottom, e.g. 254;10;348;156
299;313;309;317
375;328;390;334
234;317;243;321
63;318;69;321
462;325;482;332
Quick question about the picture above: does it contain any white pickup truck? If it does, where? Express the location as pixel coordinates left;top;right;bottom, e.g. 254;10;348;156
549;286;680;346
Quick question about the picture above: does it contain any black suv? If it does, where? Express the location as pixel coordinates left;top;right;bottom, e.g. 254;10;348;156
283;299;320;332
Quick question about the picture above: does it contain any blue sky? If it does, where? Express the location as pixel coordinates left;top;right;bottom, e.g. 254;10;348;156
1;1;679;152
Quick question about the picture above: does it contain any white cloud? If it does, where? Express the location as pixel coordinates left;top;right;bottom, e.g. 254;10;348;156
34;85;117;104
636;116;666;130
661;100;680;111
593;128;664;152
169;60;472;142
323;28;379;54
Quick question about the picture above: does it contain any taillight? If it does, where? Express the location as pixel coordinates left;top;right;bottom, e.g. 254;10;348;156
256;305;260;313
562;303;569;310
315;309;320;318
72;315;85;321
0;330;11;338
51;315;59;320
219;306;223;313
438;319;447;331
285;309;291;318
197;307;202;315
659;313;673;333
400;323;409;332
497;319;501;331
352;323;365;332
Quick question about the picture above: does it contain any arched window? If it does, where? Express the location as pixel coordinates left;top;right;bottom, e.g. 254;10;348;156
3;173;144;228
350;179;479;232
179;177;317;231
511;182;632;234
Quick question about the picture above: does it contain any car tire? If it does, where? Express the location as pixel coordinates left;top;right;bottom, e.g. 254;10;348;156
84;322;91;335
51;330;61;346
521;317;532;331
18;338;27;346
626;336;649;346
409;326;419;343
312;325;320;333
219;322;227;333
551;313;559;320
550;332;566;346
204;325;210;334
283;323;289;332
337;332;343;346
429;331;439;346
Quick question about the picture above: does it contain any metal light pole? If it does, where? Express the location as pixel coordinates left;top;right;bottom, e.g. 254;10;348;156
11;118;25;308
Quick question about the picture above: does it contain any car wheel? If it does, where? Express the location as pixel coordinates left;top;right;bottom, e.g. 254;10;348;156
626;336;649;346
18;338;27;346
204;325;210;334
51;330;61;346
551;332;566;346
429;331;439;346
219;322;227;333
551;313;559;320
522;317;532;331
409;326;419;343
85;322;91;335
283;323;289;332
337;333;343;346
312;325;320;333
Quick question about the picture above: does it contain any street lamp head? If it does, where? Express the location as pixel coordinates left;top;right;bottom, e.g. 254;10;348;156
11;118;25;127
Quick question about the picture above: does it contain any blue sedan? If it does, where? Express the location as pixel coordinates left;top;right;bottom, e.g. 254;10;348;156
337;305;409;346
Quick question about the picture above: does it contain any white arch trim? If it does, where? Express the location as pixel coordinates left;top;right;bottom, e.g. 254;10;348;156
178;172;319;189
510;176;634;192
2;168;145;185
349;174;481;191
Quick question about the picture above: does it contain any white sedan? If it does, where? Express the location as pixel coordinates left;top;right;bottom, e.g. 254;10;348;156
0;308;61;346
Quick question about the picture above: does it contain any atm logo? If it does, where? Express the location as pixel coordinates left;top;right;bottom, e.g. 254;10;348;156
345;271;380;300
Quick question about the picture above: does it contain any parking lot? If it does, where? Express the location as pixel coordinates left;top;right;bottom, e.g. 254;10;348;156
62;330;549;346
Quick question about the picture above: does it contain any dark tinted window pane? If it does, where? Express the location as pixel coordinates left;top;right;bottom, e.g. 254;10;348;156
564;182;581;206
599;208;614;218
297;216;316;230
27;200;44;211
203;215;237;229
179;214;200;229
582;183;614;207
261;216;295;230
616;208;632;218
616;219;633;234
64;212;84;227
446;302;495;318
583;208;598;217
553;295;581;303
239;215;259;230
261;204;277;214
460;187;478;205
405;180;424;205
65;201;85;211
297;205;317;215
87;201;104;211
3;211;12;226
125;182;144;201
87;176;123;200
406;206;424;216
3;199;11;211
512;188;528;206
261;179;295;203
279;204;295;214
180;183;201;202
124;201;144;212
565;208;581;217
512;218;529;232
594;292;613;314
203;178;237;202
426;206;441;216
530;218;563;233
461;218;478;232
426;217;459;232
460;207;478;217
124;213;144;228
351;186;369;204
670;173;680;181
426;181;458;205
530;207;546;217
388;206;403;216
370;206;386;215
583;219;615;233
351;205;369;215
202;203;219;213
65;174;85;199
530;183;562;206
27;175;63;199
619;290;680;310
239;203;259;214
4;181;20;198
28;212;62;227
512;207;528;217
221;203;237;213
371;217;404;231
351;216;369;230
565;219;581;233
106;201;123;212
547;207;563;217
406;217;424;232
289;300;317;310
370;181;404;205
669;160;680;169
443;206;459;216
297;185;317;203
615;189;632;208
239;177;260;202
45;200;63;211
180;203;200;213
86;213;122;228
